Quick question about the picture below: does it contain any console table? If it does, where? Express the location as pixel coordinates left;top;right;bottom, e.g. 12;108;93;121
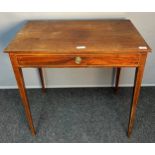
4;20;151;137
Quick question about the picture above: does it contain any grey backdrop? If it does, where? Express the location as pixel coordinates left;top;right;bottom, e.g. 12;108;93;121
0;12;154;88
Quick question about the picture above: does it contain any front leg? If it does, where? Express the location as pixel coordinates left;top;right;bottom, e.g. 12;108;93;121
9;53;36;136
128;53;147;137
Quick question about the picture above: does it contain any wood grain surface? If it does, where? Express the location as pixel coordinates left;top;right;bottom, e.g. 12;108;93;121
4;20;151;53
15;53;140;67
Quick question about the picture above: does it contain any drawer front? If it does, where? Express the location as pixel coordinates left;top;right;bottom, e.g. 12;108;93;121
17;54;140;67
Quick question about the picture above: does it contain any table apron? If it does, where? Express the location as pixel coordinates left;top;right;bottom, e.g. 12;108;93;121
15;53;140;68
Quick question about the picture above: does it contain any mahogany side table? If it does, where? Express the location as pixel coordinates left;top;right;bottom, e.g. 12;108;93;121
4;20;151;137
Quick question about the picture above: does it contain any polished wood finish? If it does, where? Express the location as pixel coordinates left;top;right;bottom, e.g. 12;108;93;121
4;20;151;54
128;53;147;137
9;53;36;135
16;53;140;67
115;68;121;92
38;68;46;93
4;20;151;136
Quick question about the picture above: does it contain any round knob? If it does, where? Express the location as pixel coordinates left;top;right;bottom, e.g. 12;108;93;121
75;56;82;64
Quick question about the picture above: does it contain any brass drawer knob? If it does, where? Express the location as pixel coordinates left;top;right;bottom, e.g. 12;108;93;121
75;56;82;64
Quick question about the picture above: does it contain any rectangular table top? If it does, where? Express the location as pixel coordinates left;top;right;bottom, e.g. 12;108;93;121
4;19;151;54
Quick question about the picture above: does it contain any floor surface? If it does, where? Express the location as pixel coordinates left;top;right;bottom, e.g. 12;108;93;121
0;87;154;142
